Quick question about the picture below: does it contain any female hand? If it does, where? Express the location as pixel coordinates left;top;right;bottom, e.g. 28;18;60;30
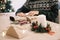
28;11;39;16
17;12;26;17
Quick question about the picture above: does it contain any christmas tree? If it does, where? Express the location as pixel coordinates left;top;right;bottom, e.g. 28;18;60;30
0;0;14;13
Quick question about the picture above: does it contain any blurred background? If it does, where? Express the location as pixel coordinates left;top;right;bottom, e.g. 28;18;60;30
0;0;59;23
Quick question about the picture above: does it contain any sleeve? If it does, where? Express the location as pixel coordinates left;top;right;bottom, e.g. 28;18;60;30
15;0;31;15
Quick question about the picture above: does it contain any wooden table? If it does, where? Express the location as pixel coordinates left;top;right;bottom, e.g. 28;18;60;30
0;13;60;40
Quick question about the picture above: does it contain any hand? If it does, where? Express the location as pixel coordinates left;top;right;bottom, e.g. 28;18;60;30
17;12;26;17
28;11;39;16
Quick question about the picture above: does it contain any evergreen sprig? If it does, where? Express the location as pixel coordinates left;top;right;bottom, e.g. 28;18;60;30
31;22;51;33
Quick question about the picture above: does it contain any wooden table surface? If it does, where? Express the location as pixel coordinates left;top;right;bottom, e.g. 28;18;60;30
0;13;60;40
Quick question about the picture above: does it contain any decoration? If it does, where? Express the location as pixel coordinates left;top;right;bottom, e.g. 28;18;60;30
10;16;28;25
6;26;26;39
10;16;19;24
10;16;15;22
0;0;14;13
26;17;31;23
19;20;28;25
31;21;52;33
